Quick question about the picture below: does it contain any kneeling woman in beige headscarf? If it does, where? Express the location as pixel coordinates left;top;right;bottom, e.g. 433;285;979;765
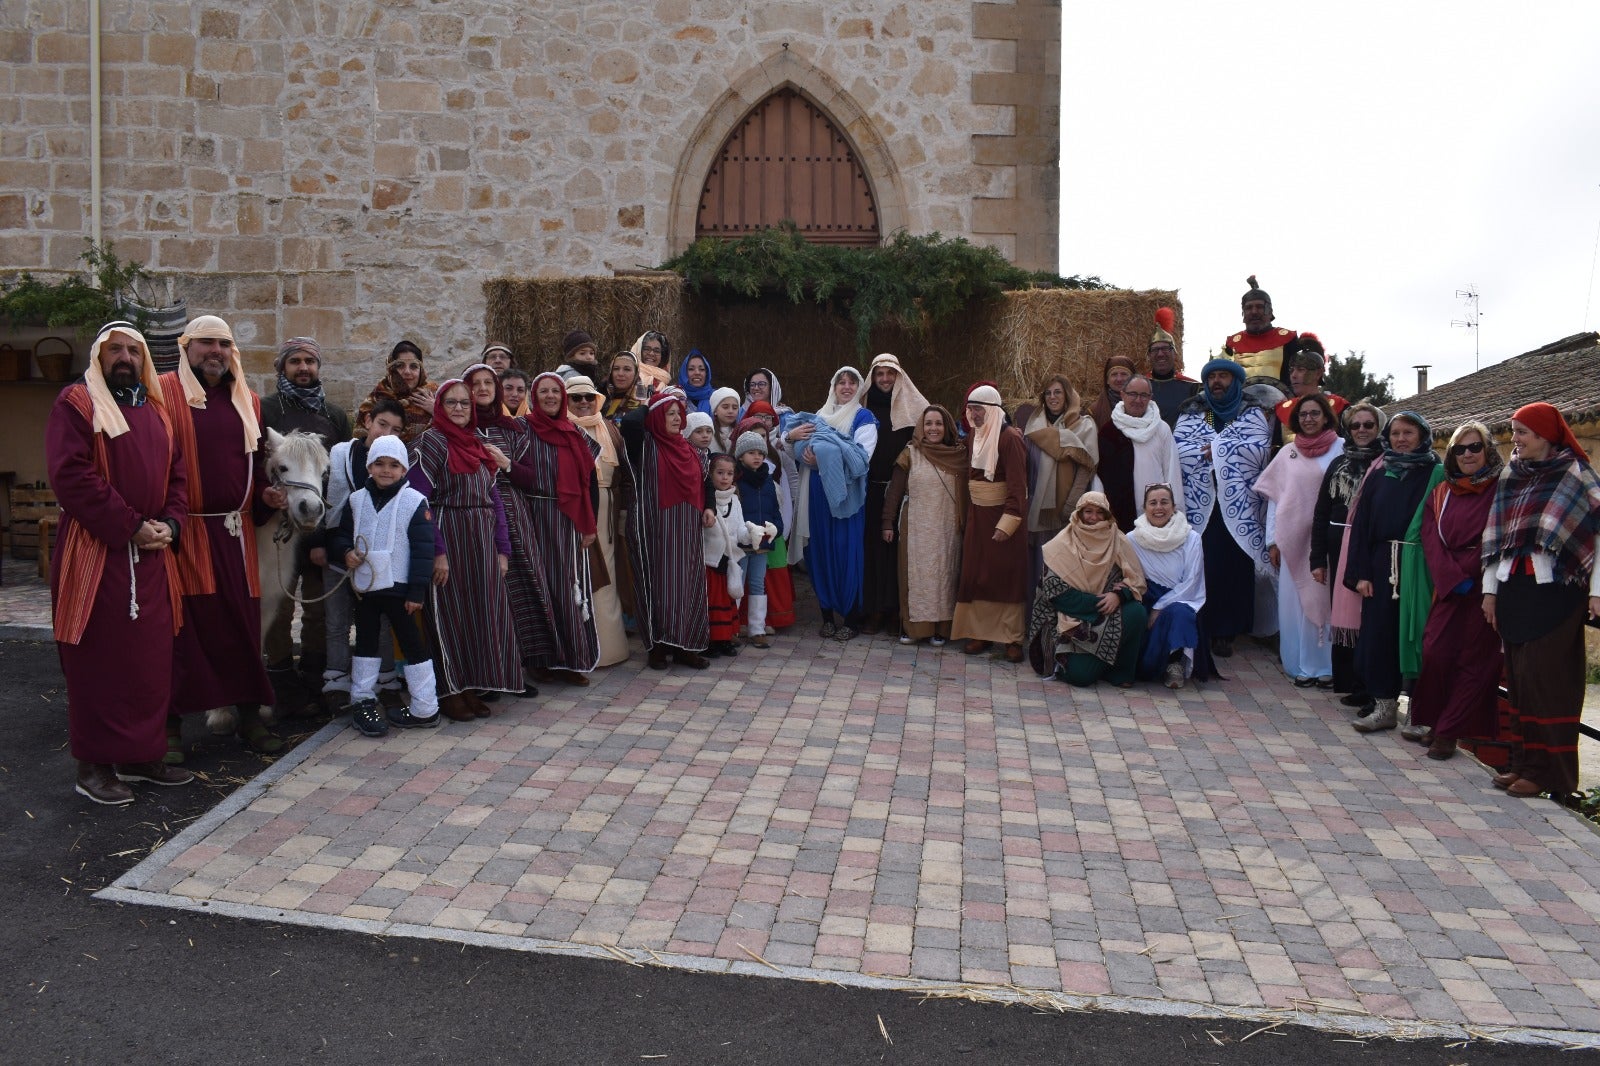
1025;492;1148;687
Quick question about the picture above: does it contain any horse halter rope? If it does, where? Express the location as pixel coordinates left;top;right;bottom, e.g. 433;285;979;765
269;471;352;605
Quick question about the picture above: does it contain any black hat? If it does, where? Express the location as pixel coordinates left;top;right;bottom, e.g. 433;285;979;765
562;330;596;358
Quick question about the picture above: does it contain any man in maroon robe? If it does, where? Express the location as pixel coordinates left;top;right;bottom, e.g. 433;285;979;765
161;314;285;759
48;322;193;804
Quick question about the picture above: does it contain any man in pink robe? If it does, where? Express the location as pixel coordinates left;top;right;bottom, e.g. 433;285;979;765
161;315;285;758
48;322;193;804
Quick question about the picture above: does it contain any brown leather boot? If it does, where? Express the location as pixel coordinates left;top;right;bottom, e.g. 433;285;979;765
76;762;134;806
439;693;476;722
115;762;194;787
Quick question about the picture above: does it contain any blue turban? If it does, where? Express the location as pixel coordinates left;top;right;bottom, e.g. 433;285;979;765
1198;357;1246;425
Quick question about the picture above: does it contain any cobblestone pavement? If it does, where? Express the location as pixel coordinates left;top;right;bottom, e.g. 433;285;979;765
94;623;1600;1045
0;556;51;638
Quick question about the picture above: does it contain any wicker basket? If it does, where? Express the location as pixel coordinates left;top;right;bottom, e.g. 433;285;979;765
34;336;73;382
0;343;27;381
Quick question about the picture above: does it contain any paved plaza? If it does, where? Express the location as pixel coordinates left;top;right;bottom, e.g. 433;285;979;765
84;607;1600;1049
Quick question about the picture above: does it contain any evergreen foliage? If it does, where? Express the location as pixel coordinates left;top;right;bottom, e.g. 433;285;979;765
1325;350;1395;406
659;223;1108;349
0;241;151;337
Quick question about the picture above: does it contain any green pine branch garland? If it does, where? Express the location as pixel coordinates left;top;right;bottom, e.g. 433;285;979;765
0;240;152;337
659;223;1109;349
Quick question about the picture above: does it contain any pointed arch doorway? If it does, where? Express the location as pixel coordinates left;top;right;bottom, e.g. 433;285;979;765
695;88;880;246
667;51;908;255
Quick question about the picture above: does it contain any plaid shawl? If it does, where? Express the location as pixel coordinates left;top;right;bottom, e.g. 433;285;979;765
1481;448;1600;586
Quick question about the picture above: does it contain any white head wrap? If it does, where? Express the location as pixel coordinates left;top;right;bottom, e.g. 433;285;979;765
816;366;866;435
83;321;164;439
966;384;1005;478
868;353;932;432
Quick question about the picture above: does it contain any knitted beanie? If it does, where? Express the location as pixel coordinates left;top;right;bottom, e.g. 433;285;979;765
735;431;768;458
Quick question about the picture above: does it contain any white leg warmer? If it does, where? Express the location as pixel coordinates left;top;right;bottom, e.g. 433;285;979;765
350;657;381;703
404;661;438;720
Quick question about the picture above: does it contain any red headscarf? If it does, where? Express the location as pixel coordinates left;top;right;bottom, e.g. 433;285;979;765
1513;401;1589;464
432;379;495;476
646;391;703;511
523;372;598;534
464;362;519;432
743;399;778;424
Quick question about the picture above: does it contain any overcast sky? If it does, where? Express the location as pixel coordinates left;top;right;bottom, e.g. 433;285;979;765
1058;0;1600;396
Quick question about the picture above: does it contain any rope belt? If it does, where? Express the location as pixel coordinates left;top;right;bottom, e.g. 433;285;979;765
192;509;245;536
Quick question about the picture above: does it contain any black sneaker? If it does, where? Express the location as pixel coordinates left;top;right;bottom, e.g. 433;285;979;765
387;706;440;729
351;699;388;737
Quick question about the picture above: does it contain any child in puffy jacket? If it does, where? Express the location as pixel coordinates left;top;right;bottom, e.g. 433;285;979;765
733;431;784;648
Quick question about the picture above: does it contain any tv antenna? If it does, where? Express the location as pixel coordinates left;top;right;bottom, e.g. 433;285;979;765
1452;286;1481;371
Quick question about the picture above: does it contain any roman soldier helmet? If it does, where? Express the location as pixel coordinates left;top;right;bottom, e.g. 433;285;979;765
1241;275;1272;313
1149;307;1177;350
1290;331;1326;374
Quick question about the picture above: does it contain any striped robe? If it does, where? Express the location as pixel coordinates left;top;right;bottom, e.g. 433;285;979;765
522;430;602;672
413;429;524;696
480;421;560;671
625;432;709;653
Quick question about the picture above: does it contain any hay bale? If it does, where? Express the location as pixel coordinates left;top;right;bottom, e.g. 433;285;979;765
990;289;1183;413
483;274;687;372
484;276;1180;417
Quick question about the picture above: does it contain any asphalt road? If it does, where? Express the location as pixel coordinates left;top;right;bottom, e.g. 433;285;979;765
0;638;1589;1065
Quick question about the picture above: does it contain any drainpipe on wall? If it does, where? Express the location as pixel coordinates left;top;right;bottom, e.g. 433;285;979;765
89;0;102;250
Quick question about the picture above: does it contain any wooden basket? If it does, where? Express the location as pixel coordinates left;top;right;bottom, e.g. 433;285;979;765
34;336;73;383
0;343;27;382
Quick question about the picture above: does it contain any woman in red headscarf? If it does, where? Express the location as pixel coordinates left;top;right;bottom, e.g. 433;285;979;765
1481;403;1600;799
465;363;558;694
410;379;524;719
517;372;601;684
619;389;711;669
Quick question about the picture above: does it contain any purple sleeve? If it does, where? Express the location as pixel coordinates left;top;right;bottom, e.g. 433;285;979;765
490;483;512;557
46;396;143;545
407;466;448;556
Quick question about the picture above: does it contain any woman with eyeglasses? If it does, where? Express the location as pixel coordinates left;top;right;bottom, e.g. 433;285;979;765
1341;411;1440;733
1399;422;1503;760
359;340;436;444
1480;403;1600;798
1255;394;1344;687
566;375;635;667
409;380;525;719
1312;402;1387;705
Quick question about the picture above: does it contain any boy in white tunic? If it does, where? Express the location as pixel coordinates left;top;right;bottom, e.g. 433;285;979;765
327;435;440;736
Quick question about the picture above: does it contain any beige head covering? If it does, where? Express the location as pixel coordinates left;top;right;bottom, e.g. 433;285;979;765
1042;491;1147;599
177;314;261;452
869;353;932;432
565;375;617;468
629;331;673;390
965;383;1005;479
84;321;164;439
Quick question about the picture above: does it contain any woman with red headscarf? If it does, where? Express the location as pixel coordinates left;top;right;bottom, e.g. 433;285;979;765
1481;402;1600;799
620;389;711;669
465;363;558;693
409;379;524;720
517;372;602;684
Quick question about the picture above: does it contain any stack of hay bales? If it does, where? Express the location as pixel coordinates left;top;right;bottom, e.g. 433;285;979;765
484;275;1182;416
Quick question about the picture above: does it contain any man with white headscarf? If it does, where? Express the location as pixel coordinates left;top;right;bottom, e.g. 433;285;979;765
47;321;194;804
260;336;351;714
952;383;1031;662
860;353;931;636
159;314;284;760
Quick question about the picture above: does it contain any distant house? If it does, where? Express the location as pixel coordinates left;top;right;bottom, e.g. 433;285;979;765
1385;332;1600;453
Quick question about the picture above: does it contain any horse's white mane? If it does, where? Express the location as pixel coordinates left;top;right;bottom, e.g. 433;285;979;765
268;428;330;473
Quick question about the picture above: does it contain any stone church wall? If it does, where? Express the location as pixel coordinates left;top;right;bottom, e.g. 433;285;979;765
0;0;1059;394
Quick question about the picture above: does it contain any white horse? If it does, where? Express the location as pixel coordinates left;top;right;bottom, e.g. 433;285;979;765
204;428;330;734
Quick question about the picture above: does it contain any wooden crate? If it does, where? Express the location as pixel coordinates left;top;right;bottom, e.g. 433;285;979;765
11;517;39;560
9;485;55;559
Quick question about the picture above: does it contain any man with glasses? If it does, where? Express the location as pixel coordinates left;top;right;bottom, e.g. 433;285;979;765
1096;375;1183;532
1147;307;1198;429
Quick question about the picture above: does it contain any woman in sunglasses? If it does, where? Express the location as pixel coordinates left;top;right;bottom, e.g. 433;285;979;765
1312;402;1387;705
1403;422;1502;760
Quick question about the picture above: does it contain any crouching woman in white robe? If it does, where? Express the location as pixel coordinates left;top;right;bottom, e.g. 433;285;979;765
1127;483;1212;688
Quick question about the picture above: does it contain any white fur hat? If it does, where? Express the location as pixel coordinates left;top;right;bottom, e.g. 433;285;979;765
367;434;410;470
683;411;713;436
